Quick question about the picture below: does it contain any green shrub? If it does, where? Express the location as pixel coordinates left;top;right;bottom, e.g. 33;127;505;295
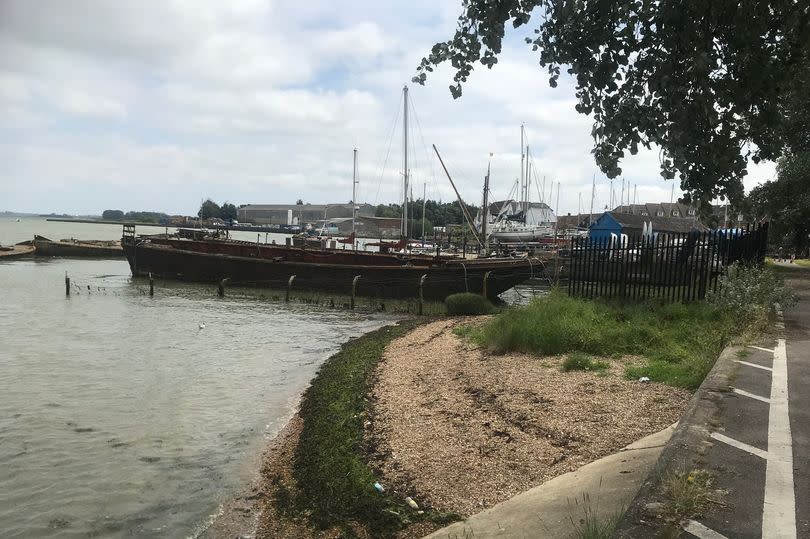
445;292;495;315
707;262;796;332
563;352;609;372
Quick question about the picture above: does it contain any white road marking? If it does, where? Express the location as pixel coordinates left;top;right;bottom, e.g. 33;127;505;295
684;519;729;539
762;338;796;538
736;360;773;372
710;432;769;459
748;345;775;353
732;387;771;403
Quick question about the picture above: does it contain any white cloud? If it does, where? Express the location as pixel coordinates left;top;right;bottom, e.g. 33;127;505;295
0;0;777;215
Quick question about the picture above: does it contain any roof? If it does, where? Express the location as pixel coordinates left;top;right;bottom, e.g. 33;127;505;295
598;211;705;233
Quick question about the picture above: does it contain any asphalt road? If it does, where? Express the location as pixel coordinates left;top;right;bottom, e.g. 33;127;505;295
682;263;809;539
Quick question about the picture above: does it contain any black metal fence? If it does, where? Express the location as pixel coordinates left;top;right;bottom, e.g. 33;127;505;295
567;223;768;302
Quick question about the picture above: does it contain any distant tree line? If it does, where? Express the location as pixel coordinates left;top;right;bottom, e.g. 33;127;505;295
101;209;169;224
198;199;238;221
375;200;479;227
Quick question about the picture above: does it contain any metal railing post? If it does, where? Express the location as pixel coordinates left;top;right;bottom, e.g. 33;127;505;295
286;275;296;302
418;274;427;315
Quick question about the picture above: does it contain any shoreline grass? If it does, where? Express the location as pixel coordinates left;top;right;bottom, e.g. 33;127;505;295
285;319;460;537
458;291;733;390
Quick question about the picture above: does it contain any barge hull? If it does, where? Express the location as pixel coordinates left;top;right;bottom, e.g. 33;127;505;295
123;243;534;301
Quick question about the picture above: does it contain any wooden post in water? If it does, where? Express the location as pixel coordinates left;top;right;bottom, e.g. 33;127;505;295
286;275;296;302
217;278;229;297
149;272;154;297
351;275;362;310
65;272;70;296
418;274;427;315
482;270;492;300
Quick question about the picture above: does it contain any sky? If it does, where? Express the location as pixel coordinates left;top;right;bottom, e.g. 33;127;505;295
0;0;777;216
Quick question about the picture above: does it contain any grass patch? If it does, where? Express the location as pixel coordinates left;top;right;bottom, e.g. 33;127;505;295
661;469;722;521
794;258;810;267
735;348;751;358
475;291;731;389
290;319;460;537
445;292;496;315
563;352;610;373
567;492;622;539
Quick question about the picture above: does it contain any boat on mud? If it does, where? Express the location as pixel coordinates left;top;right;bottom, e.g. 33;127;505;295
121;227;541;301
33;235;124;258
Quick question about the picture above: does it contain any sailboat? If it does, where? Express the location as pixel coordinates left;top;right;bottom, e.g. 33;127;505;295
488;125;555;243
119;87;539;301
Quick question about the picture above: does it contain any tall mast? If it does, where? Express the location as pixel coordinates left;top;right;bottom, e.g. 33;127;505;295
589;173;596;225
352;148;358;242
524;144;530;222
482;159;490;254
402;85;409;239
421;182;426;242
519;125;525;222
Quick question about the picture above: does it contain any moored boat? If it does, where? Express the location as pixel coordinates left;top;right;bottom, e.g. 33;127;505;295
121;228;541;301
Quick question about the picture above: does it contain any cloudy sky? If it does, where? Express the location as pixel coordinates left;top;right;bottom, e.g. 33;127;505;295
0;0;776;216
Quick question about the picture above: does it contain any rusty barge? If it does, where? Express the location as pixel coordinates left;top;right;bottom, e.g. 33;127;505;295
121;227;542;301
33;236;124;258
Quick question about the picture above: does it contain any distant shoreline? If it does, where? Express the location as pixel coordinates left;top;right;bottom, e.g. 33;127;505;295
46;218;158;226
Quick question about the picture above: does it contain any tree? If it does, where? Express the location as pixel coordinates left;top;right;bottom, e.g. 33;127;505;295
414;1;810;205
102;209;124;220
296;199;304;205
747;152;810;256
198;199;221;220
220;202;237;221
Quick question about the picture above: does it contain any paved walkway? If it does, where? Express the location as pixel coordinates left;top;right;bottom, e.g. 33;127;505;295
423;425;676;539
678;263;808;539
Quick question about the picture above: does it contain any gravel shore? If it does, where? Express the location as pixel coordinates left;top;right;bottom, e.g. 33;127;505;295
367;318;691;516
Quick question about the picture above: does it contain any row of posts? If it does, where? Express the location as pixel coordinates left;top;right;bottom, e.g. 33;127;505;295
64;271;491;314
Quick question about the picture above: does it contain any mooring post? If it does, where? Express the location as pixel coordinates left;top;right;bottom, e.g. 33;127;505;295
418;274;427;315
286;275;296;302
149;272;154;297
351;275;361;310
217;278;229;297
482;270;492;299
65;271;70;297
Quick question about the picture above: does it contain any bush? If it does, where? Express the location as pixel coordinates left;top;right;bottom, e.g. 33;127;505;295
562;352;609;372
445;293;495;315
707;262;796;331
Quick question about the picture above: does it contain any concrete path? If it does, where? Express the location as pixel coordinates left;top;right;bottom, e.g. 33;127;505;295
423;425;676;539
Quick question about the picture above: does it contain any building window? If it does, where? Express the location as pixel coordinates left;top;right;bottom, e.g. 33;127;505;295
641;211;648;216
688;208;696;216
672;211;679;217
657;210;664;216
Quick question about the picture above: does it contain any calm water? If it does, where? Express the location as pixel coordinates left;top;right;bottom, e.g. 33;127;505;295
0;217;399;538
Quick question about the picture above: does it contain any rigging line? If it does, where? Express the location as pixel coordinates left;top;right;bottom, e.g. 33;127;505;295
373;92;403;206
408;96;441;203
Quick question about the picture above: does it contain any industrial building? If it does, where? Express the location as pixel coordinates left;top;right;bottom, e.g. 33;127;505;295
237;203;375;225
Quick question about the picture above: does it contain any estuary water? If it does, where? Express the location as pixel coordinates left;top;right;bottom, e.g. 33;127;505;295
0;217;399;538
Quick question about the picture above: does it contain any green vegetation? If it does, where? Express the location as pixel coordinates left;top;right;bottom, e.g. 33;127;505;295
662;469;722;521
748;151;810;257
707;262;796;336
567;492;622;539
445;292;496;315
563;352;609;373
414;1;808;207
197;198;238;221
458;291;729;389
288;320;459;537
101;209;170;223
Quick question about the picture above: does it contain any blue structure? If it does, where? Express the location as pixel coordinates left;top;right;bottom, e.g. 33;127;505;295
588;211;703;243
